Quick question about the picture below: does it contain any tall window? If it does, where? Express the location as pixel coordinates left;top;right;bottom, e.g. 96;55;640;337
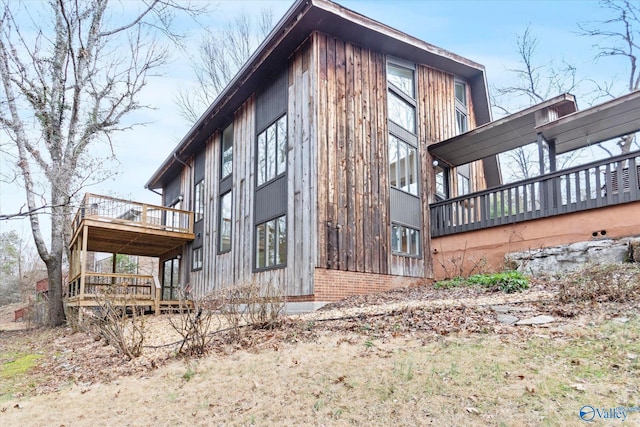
387;59;422;259
194;180;204;222
435;165;449;200
455;80;468;135
256;215;286;269
391;224;420;257
257;115;287;186
221;124;233;179
219;191;232;252
387;63;416;133
219;124;233;253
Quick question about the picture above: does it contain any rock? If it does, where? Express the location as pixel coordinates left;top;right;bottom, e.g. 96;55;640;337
515;315;555;326
497;314;519;324
506;239;633;275
491;305;529;313
612;317;630;324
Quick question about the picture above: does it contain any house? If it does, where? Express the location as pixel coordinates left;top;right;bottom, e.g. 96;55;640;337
143;0;497;305
66;0;640;314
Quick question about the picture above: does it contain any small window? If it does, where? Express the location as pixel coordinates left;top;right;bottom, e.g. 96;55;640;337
192;247;203;271
389;135;418;195
257;115;287;187
391;224;420;257
457;163;471;196
221;124;233;179
387;63;414;98
219;191;232;253
255;215;286;269
194;180;204;222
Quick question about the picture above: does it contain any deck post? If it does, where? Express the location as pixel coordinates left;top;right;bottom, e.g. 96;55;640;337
79;225;88;301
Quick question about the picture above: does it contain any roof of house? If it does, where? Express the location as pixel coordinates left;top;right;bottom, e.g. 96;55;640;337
146;0;491;190
430;90;640;167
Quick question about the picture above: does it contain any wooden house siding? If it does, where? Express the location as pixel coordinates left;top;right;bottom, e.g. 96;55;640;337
315;32;390;276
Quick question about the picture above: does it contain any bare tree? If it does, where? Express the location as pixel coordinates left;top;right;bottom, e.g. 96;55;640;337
492;26;582;181
176;8;274;122
579;0;640;154
0;0;204;326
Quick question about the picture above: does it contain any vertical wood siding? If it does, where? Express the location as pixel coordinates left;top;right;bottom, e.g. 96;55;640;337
315;32;390;275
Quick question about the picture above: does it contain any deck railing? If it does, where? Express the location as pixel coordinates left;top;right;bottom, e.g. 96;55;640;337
67;272;161;312
72;193;193;235
431;151;640;237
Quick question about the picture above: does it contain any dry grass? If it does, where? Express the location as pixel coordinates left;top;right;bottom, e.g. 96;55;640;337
1;315;639;425
1;270;640;426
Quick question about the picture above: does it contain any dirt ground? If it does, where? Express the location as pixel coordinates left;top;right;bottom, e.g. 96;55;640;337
1;276;639;426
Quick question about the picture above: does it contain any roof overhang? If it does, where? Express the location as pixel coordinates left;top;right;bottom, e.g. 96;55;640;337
536;90;640;154
428;93;578;167
146;0;491;190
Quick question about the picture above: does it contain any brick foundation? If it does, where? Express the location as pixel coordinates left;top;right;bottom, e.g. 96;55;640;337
313;268;426;302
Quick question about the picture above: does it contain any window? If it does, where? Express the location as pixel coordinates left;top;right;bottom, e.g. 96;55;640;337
219;191;232;253
387;63;414;97
194;179;204;222
391;224;420;257
192;247;203;271
221;124;233;179
255;215;286;269
387;62;416;133
389;134;418;195
457;163;471;196
435;165;449;200
455;80;468;135
257;115;287;186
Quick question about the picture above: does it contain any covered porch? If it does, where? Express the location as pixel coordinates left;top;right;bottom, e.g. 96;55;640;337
67;193;195;314
428;91;640;277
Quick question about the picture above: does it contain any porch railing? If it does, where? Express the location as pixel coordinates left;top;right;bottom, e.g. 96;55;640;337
431;150;640;237
72;193;193;235
67;272;161;312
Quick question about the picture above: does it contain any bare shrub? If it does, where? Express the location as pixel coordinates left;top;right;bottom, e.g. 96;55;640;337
558;264;640;303
217;282;286;342
91;285;146;360
168;282;286;354
437;242;487;279
169;292;222;356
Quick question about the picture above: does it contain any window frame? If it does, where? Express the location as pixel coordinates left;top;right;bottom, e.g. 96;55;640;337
256;114;287;189
454;79;468;135
193;179;204;223
218;190;232;254
390;223;421;257
191;246;203;271
221;124;233;180
389;133;419;196
457;163;471;196
435;164;450;201
254;214;287;271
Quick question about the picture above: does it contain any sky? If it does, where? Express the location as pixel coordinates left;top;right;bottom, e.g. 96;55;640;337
0;0;631;248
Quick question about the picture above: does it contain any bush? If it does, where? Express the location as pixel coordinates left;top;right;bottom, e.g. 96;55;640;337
558;264;640;303
435;271;529;293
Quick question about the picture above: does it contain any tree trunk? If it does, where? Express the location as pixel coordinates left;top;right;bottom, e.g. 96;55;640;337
47;192;67;326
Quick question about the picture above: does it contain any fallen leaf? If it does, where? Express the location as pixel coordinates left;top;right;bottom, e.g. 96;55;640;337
466;407;480;415
525;385;535;394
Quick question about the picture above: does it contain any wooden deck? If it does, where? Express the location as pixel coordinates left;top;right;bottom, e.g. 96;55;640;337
66;194;195;315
